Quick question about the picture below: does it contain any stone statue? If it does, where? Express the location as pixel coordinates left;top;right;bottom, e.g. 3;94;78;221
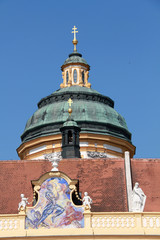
18;194;29;212
131;182;146;212
82;192;92;210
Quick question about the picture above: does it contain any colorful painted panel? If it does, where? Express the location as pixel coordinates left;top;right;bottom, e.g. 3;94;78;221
26;177;84;229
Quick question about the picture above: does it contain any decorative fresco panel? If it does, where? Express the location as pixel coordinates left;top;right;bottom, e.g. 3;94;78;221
26;177;84;229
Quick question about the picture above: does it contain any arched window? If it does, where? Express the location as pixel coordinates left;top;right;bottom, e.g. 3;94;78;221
82;71;85;83
73;69;77;83
66;71;69;83
68;130;73;144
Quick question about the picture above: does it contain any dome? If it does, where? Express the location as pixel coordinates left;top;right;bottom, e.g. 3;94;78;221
21;86;131;143
17;29;135;160
62;52;89;67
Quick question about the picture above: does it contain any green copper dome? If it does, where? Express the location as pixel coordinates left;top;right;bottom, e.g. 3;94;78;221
21;86;132;143
62;52;89;67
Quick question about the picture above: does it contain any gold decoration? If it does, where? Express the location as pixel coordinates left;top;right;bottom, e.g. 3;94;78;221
86;82;91;88
60;83;64;88
68;79;72;87
68;98;73;116
68;108;72;116
49;172;60;177
75;187;82;201
72;25;78;52
68;98;73;107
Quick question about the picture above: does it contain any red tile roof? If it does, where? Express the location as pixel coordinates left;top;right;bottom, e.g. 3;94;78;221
131;158;160;212
1;158;160;214
0;158;128;214
0;160;51;214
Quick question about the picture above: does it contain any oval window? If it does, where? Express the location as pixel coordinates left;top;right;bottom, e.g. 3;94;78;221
73;69;77;83
82;71;85;83
66;71;69;83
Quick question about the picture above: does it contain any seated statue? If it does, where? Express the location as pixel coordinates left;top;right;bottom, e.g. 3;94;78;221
82;192;92;210
131;182;146;212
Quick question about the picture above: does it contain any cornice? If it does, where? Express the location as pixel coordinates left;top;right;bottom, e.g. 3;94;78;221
38;89;114;109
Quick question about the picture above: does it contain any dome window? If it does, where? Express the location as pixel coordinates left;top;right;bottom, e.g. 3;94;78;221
66;71;69;83
73;69;77;83
82;71;85;83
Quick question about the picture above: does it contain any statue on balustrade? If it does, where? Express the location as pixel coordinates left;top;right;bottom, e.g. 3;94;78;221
18;194;29;212
82;192;92;210
131;182;146;212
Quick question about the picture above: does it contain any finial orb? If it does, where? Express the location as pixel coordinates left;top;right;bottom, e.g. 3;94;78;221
68;108;72;114
72;39;78;44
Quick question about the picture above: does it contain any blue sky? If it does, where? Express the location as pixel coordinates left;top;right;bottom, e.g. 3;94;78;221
0;0;160;159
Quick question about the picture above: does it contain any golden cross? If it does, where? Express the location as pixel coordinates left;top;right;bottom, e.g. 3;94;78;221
72;26;78;40
68;98;73;107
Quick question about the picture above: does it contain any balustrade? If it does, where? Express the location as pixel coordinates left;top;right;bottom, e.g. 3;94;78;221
0;212;160;238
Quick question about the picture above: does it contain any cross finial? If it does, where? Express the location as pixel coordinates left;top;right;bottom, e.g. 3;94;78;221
72;26;78;52
72;26;78;40
68;98;73;107
68;98;73;116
